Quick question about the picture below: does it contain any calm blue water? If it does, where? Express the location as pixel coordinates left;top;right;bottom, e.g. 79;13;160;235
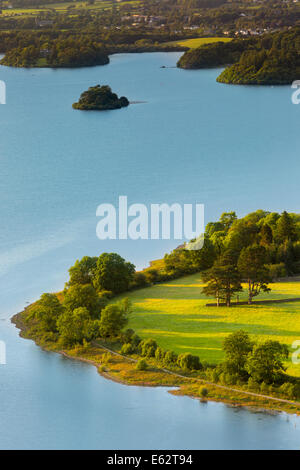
0;52;300;449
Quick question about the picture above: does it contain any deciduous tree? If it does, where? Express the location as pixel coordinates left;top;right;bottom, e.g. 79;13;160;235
246;340;289;384
93;253;135;294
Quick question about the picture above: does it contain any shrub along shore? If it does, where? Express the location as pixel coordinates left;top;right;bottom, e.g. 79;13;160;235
12;310;300;415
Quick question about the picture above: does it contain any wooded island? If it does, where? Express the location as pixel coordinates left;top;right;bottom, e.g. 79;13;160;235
72;85;129;111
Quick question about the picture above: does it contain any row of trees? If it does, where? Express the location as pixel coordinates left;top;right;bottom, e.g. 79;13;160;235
0;28;188;56
121;336;202;371
118;328;299;398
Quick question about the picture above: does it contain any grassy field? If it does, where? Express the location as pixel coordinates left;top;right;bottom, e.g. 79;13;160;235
169;37;232;49
117;275;300;376
1;0;140;16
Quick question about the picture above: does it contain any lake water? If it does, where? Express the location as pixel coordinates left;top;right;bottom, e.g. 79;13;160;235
0;52;300;449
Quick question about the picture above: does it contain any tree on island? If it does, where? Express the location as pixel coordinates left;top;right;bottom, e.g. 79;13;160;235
72;85;129;111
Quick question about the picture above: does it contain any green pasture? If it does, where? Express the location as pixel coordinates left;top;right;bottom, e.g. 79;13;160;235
168;37;233;49
118;274;300;376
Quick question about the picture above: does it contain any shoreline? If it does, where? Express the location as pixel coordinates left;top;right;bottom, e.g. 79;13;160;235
0;46;186;70
11;311;300;417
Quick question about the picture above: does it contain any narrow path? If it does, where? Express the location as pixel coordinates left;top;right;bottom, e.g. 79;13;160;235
94;341;300;408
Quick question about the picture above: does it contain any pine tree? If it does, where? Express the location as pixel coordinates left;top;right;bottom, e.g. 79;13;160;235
202;251;242;307
276;211;297;243
237;244;271;304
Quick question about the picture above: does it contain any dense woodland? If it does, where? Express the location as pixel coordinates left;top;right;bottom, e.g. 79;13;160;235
0;36;110;66
218;27;300;84
72;85;129;110
177;37;255;68
178;27;300;84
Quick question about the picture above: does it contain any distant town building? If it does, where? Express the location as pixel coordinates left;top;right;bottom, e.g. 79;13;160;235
36;19;54;27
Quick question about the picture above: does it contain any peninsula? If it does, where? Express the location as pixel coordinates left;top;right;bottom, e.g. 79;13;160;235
12;210;300;415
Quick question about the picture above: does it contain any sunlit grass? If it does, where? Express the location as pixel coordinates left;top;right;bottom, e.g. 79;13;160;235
117;274;300;376
169;37;233;49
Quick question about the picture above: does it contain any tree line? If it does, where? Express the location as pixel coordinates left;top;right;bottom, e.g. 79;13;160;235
1;0;299;34
0;29;186;67
0;35;110;67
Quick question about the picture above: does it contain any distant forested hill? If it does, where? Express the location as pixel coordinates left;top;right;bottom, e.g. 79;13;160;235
178;28;300;85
